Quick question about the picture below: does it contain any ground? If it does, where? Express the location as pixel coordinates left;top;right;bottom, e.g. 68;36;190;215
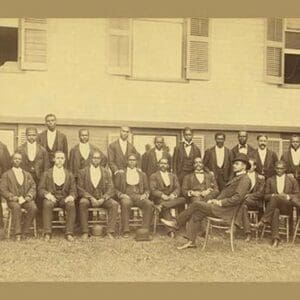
1;229;300;282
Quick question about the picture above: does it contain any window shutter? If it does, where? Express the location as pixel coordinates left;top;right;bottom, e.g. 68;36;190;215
192;134;205;156
268;138;281;157
107;18;132;76
185;18;210;80
19;18;47;71
265;18;284;84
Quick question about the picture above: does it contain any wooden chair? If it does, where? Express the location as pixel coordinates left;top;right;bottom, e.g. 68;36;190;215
248;210;259;240
6;208;37;239
153;207;178;234
51;207;66;230
260;214;290;242
202;212;238;252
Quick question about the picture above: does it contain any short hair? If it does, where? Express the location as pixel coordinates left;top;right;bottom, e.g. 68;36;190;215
25;127;38;135
257;133;268;140
127;153;138;160
121;126;130;131
249;157;257;165
291;134;300;140
215;132;226;139
54;150;65;157
275;160;287;168
45;113;56;121
183;127;193;134
12;151;23;160
238;130;248;136
193;157;203;163
91;150;102;158
79;128;89;135
158;158;169;164
154;136;164;142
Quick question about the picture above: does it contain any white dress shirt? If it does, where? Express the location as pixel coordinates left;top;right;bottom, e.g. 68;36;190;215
195;172;204;184
90;165;102;188
53;166;66;186
160;171;170;186
238;144;248;155
12;167;24;186
247;172;256;191
184;141;193;157
258;148;267;166
27;142;37;162
155;149;163;162
291;148;300;166
79;142;90;160
47;130;57;150
276;174;286;194
215;146;225;168
119;138;128;156
126;167;139;185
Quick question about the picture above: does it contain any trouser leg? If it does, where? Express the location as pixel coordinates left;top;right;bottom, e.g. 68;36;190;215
79;198;90;234
271;208;280;240
102;198;119;233
61;201;76;235
135;199;153;230
43;199;55;234
120;198;133;233
22;201;37;235
7;202;22;235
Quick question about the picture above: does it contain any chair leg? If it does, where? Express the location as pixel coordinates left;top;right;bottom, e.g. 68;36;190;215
292;218;300;244
33;218;37;238
201;219;210;251
260;224;266;240
254;214;258;241
230;222;235;252
153;210;157;235
7;211;12;239
286;218;290;243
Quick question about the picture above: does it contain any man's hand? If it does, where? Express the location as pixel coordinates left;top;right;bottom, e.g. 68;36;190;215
18;196;26;205
169;193;176;200
201;189;212;197
91;197;99;207
140;193;148;201
24;196;32;202
45;193;57;203
278;193;289;201
120;194;130;201
191;191;202;197
65;195;74;203
115;169;125;175
97;198;105;207
161;194;169;201
207;199;220;206
12;196;19;202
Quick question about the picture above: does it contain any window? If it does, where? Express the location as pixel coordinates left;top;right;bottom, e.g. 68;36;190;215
268;138;290;158
265;18;300;85
0;18;47;72
107;18;210;82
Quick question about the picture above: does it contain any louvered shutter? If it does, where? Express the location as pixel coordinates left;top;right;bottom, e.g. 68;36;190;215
192;134;205;157
107;18;132;76
19;18;47;71
185;18;210;80
281;140;291;157
265;18;284;84
268;138;281;157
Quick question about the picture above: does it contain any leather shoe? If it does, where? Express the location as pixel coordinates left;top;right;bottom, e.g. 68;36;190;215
168;231;175;239
122;232;130;238
66;235;74;242
44;234;51;242
81;233;88;240
107;232;116;240
15;235;21;242
253;221;264;229
160;218;179;230
272;238;279;247
245;234;251;242
177;240;197;250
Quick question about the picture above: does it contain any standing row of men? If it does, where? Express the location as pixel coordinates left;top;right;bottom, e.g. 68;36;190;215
0;114;299;245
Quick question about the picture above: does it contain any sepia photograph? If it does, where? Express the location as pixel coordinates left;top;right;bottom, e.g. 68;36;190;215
0;16;300;283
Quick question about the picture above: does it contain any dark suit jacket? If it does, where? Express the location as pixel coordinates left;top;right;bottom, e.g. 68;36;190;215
149;171;180;200
114;169;149;198
37;130;68;166
17;143;49;181
172;142;201;176
69;143;107;178
142;148;172;178
203;146;231;181
0;169;36;201
108;140;140;174
281;149;300;180
253;148;278;178
0;141;11;177
38;168;77;200
181;172;219;199
212;174;251;226
230;144;256;161
77;166;115;200
245;172;265;205
264;174;300;201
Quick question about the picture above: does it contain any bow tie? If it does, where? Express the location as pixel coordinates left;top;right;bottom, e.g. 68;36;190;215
195;171;204;174
239;145;246;149
184;142;192;147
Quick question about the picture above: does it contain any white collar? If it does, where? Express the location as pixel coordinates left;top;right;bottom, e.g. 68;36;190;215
127;167;137;172
27;141;37;146
236;170;246;176
53;165;64;172
47;129;57;135
258;147;267;152
291;147;300;152
183;140;193;146
90;164;100;171
238;144;248;148
80;142;89;147
119;138;127;144
12;167;22;173
215;145;224;150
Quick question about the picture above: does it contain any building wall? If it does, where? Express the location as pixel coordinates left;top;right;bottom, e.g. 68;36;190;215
0;18;299;128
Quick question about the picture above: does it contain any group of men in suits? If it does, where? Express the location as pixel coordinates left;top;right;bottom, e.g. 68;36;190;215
0;114;300;248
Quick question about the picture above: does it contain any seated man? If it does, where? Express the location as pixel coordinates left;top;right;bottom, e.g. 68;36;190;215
115;154;153;238
77;150;119;240
149;158;186;238
39;151;77;241
241;158;265;242
161;153;251;249
256;160;300;247
0;152;37;241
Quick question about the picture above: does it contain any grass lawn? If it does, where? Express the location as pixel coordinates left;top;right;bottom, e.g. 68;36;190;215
1;229;300;282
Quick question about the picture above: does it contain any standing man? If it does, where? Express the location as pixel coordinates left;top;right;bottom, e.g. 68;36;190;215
142;136;172;178
281;135;300;185
108;126;140;176
256;160;300;247
141;144;152;173
161;153;251;249
69;128;107;180
173;127;201;184
253;134;278;179
39;151;77;241
203;132;231;190
17;127;49;183
37;114;68;167
149;158;186;238
115;154;153;238
230;131;255;160
77;150;119;240
0;140;11;230
0;152;37;241
240;158;265;242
